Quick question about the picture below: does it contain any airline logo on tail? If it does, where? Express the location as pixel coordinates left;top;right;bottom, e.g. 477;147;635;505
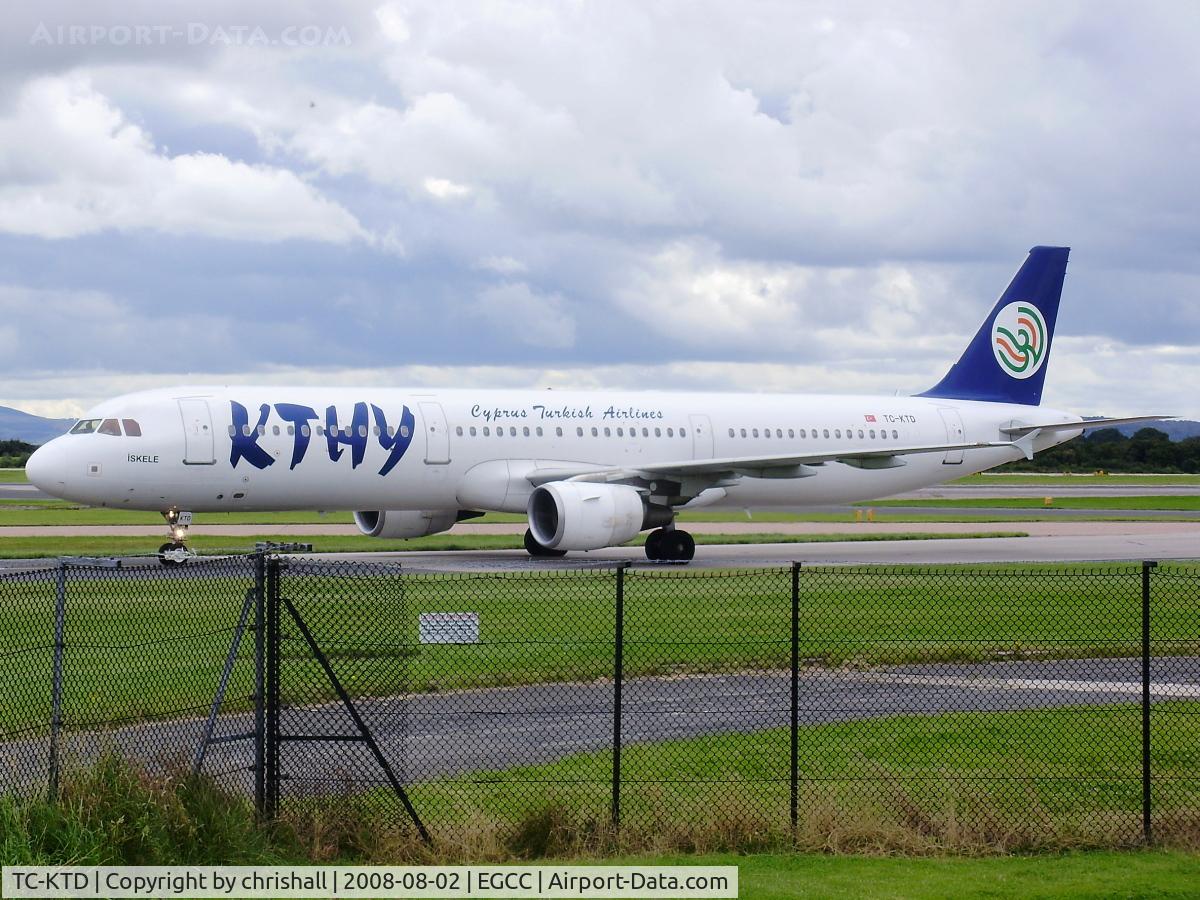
992;301;1047;379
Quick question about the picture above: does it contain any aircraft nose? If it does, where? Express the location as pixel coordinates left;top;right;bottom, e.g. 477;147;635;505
25;440;67;493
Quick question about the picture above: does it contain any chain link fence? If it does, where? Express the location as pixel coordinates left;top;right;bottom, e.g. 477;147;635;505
1;557;1197;847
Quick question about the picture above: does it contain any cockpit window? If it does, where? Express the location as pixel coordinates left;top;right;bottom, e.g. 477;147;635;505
122;419;142;437
69;419;101;435
98;418;122;436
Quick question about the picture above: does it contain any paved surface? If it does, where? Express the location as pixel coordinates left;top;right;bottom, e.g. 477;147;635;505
0;523;1196;572
7;657;1196;795
322;528;1200;570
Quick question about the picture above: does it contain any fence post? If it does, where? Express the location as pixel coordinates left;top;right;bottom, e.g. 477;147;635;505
265;555;282;820
1142;559;1157;845
252;551;267;818
790;562;800;832
47;560;67;801
611;563;627;830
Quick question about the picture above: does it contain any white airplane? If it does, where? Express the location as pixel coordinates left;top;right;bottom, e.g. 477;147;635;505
26;246;1164;563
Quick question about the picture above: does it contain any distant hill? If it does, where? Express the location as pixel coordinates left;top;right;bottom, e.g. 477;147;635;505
1102;419;1200;441
0;406;74;445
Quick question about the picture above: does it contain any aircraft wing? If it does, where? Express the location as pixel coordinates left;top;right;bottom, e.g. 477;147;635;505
527;438;1018;488
1001;415;1173;437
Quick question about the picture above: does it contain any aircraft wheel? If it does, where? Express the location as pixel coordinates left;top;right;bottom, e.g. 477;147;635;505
677;530;696;561
524;528;567;558
158;541;190;566
657;529;695;562
644;529;664;561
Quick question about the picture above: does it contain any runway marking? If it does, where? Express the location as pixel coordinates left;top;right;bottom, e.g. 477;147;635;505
864;672;1200;698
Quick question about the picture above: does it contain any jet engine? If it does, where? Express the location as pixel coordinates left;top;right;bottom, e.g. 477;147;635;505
527;482;670;551
353;509;459;539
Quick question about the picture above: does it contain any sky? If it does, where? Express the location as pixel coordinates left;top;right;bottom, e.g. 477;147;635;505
1;0;1198;419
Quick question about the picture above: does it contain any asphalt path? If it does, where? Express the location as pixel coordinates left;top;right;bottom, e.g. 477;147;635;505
7;657;1195;796
323;529;1200;571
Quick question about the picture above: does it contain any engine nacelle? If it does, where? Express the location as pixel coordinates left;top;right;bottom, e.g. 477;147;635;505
353;509;459;539
527;482;648;551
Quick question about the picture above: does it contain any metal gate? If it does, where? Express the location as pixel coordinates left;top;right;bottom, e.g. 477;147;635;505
938;407;966;464
419;401;451;465
178;398;216;465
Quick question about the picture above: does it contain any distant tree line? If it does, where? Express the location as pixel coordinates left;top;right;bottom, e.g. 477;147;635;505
0;439;36;468
998;428;1200;473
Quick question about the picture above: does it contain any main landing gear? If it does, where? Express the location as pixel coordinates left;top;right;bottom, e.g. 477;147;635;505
158;509;196;566
524;528;567;558
644;527;695;562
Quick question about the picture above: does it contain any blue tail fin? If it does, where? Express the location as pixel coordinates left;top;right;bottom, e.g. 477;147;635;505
919;246;1069;406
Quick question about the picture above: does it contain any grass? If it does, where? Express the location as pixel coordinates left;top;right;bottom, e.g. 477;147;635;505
405;703;1200;851
954;473;1200;486
869;496;1200;511
0;530;1026;559
4;759;1199;900
0;468;27;483
3;561;1196;734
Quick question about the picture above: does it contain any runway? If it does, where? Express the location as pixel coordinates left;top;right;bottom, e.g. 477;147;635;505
7;656;1193;795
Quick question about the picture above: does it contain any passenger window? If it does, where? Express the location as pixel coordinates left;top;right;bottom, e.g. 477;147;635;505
788;429;794;438
399;425;410;438
577;427;584;437
99;419;122;436
536;427;543;437
728;428;735;437
752;428;759;438
858;429;864;439
893;429;899;439
483;426;490;436
555;427;563;437
227;425;236;437
242;425;252;437
834;429;841;438
372;426;381;436
456;426;463;436
358;425;368;438
680;427;687;437
316;426;325;436
258;426;267;437
667;427;674;437
523;426;530;437
592;427;599;437
122;419;142;437
510;426;517;436
823;429;830;438
740;428;747;438
70;419;102;435
272;425;280;436
776;429;782;438
642;427;649;437
616;427;624;437
655;427;662;437
869;429;876;439
469;426;477;436
763;428;770;439
301;425;311;437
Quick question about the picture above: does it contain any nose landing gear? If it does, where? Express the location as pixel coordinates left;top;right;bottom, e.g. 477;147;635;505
158;509;196;566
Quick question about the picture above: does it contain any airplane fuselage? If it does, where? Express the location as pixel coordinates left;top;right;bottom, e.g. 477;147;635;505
28;386;1079;513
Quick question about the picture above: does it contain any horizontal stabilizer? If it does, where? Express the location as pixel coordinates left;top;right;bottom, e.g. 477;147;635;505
1001;415;1173;437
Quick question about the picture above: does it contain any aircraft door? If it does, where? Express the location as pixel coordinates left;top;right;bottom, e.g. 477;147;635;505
419;401;451;465
178;399;216;465
938;408;966;465
689;413;714;459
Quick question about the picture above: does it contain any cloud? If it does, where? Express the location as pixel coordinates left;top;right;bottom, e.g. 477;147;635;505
472;282;576;349
0;75;367;242
0;1;1197;417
